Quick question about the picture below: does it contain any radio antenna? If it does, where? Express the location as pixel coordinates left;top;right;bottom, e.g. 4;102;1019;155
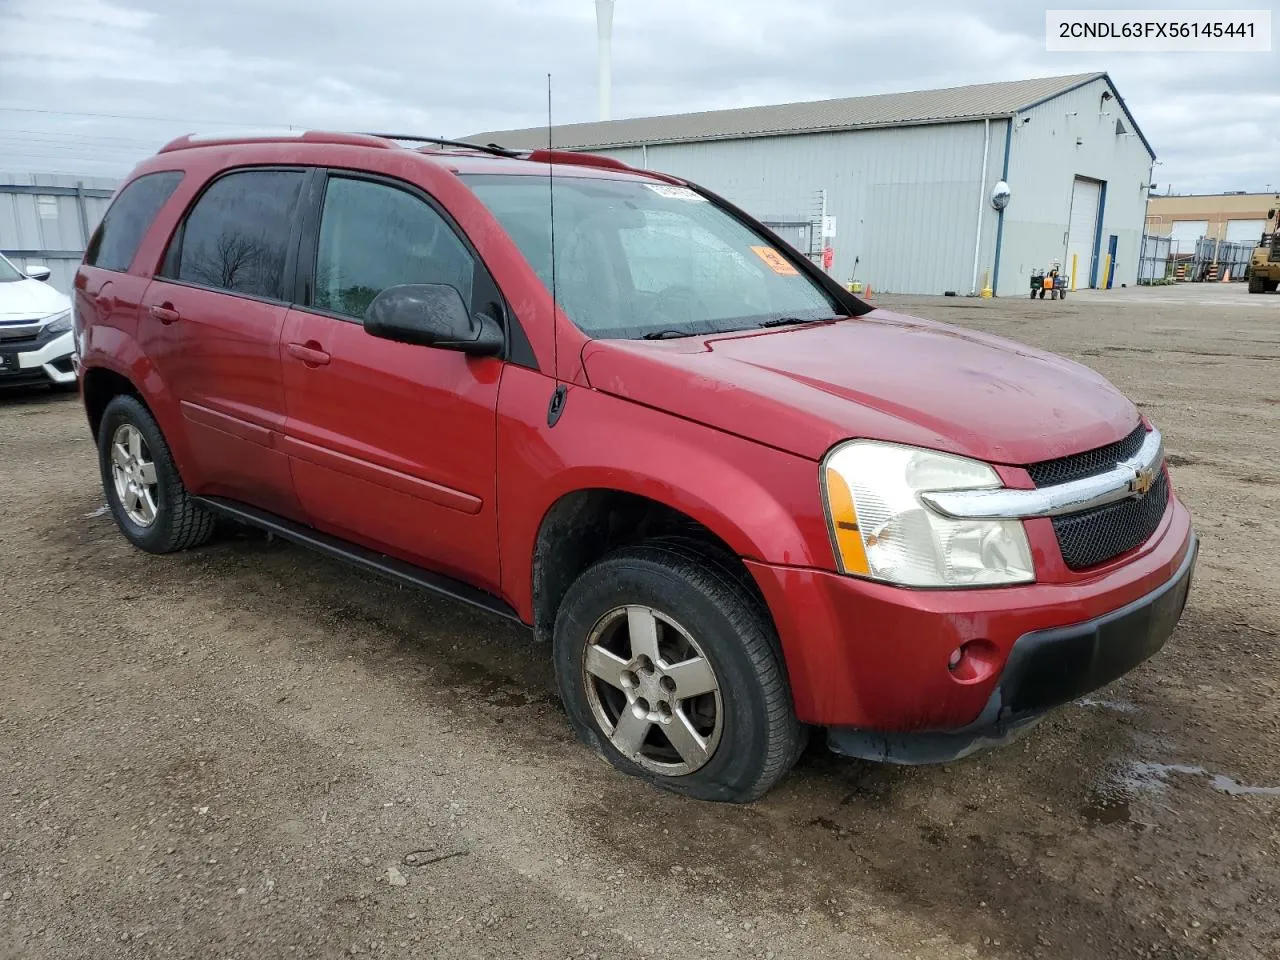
547;72;559;379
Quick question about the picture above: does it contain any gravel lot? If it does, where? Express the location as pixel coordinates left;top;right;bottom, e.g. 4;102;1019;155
1;282;1277;960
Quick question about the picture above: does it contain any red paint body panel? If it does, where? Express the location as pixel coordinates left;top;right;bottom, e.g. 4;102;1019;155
279;309;503;592
75;136;1196;743
138;280;302;520
582;310;1139;464
494;365;832;622
749;497;1194;728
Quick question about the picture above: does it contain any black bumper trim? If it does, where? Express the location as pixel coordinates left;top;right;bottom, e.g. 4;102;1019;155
828;533;1198;765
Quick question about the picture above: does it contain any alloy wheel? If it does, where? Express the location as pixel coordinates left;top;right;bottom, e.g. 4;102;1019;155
110;423;159;527
582;605;723;776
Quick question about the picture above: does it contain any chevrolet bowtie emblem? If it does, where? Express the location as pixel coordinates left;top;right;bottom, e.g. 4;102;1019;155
1130;466;1155;497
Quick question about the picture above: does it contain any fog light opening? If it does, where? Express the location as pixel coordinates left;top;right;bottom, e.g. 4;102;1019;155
947;639;1001;685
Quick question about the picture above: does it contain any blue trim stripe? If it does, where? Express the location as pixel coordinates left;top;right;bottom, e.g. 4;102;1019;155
1088;181;1107;288
991;118;1014;295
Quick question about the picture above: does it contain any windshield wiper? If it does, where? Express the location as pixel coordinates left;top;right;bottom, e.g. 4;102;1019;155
757;316;819;328
640;329;696;340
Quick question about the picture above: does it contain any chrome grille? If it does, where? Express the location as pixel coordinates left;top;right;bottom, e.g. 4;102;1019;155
1028;425;1169;570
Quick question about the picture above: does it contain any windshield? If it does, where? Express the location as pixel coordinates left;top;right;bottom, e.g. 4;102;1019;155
462;174;841;339
0;253;23;283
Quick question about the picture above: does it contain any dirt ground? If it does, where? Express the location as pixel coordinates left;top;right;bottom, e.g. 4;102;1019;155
1;282;1278;960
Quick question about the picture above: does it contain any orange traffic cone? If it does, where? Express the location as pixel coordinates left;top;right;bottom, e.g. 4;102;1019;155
1222;268;1231;283
865;283;873;299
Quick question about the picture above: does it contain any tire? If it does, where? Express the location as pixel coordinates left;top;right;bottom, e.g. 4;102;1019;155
97;394;215;554
1267;280;1279;293
1248;275;1265;293
553;542;802;803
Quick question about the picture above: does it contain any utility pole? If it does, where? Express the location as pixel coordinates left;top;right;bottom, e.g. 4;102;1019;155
596;0;614;121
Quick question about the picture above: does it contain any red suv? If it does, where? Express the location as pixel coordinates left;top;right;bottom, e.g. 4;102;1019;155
74;131;1196;802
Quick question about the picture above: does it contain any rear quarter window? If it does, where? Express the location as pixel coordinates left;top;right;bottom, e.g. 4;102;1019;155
83;171;184;272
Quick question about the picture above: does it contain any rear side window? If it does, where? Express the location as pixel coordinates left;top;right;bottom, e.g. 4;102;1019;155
311;176;475;321
83;171;183;272
167;169;304;301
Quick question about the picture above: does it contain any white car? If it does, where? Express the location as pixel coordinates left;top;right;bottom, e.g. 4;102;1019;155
0;253;76;388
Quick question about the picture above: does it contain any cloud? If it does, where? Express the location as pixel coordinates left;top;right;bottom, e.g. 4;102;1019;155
1;0;1276;193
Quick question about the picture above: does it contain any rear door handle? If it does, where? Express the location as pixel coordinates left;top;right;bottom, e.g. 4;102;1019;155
287;341;331;367
149;303;181;324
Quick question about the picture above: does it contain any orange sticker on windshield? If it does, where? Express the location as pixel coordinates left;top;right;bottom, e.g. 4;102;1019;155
750;245;799;275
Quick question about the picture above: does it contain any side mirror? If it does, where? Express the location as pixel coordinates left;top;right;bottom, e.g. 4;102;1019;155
364;283;503;356
25;266;52;282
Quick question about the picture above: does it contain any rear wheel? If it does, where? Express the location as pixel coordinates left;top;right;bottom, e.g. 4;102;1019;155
97;394;215;554
553;543;801;803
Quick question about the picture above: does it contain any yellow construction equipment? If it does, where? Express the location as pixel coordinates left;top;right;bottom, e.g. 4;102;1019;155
1247;198;1280;294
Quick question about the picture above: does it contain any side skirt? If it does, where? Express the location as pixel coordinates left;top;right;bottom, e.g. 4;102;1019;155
196;496;528;627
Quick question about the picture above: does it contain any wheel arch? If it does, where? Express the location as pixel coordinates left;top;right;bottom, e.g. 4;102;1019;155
528;486;775;644
79;360;196;484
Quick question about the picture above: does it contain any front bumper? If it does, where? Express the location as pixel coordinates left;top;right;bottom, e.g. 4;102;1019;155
827;534;1196;763
0;330;76;386
746;495;1195;733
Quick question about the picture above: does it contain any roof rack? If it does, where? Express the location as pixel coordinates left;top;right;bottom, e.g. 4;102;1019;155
155;130;681;182
360;134;524;158
158;130;395;153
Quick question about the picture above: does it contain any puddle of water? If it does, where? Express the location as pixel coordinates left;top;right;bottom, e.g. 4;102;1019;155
1209;775;1280;797
83;505;109;519
1078;697;1138;714
1121;762;1208;793
1087;761;1280;822
1081;795;1132;824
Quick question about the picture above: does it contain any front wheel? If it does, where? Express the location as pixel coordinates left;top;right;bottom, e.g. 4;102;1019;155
553;543;802;803
1248;274;1266;293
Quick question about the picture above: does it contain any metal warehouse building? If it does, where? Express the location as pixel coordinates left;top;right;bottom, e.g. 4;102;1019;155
470;72;1155;297
1;173;118;294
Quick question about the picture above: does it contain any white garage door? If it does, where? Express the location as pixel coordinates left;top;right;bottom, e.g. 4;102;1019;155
1065;178;1101;287
1169;220;1208;256
1225;219;1265;245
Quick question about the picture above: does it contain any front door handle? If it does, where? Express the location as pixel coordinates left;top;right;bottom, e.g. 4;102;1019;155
287;341;331;367
149;303;181;324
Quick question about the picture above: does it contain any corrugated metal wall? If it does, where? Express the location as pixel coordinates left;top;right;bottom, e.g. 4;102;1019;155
0;172;119;294
998;77;1153;296
596;120;1004;296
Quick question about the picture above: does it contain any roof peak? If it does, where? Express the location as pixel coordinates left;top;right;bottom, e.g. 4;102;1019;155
465;73;1107;151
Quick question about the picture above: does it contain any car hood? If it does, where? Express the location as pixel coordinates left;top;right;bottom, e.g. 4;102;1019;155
580;309;1140;465
0;277;70;322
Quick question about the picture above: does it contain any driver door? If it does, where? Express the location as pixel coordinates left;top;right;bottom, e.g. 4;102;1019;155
280;171;504;593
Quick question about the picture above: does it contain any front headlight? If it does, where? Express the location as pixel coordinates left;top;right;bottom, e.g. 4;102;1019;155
42;310;72;335
822;441;1034;587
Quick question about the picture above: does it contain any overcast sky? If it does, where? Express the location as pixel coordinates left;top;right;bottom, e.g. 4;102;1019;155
1;0;1277;195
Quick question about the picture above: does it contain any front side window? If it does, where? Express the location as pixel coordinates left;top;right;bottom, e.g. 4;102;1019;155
170;169;303;300
83;171;183;272
312;176;475;321
462;174;840;339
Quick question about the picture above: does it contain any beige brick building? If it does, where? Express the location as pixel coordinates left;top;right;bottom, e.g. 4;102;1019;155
1146;192;1279;254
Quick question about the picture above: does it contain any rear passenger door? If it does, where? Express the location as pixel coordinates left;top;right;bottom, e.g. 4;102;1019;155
280;172;504;593
140;168;308;520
